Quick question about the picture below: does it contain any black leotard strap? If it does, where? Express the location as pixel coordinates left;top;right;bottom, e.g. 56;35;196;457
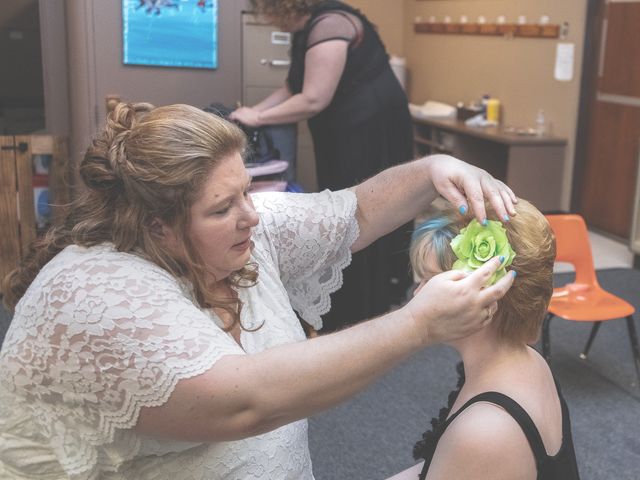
444;392;548;465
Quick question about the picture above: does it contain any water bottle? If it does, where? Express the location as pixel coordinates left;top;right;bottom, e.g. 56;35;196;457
535;109;547;136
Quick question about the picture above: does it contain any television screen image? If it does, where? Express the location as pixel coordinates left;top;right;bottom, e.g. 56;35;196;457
123;0;218;69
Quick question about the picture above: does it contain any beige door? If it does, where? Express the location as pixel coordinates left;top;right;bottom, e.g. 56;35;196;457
579;0;640;239
241;13;317;191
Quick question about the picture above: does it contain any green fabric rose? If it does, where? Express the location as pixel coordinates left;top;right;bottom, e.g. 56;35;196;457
450;219;516;285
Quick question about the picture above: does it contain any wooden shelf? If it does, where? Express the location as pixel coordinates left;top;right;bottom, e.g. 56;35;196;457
413;117;568;147
414;22;560;39
412;117;568;212
413;134;452;154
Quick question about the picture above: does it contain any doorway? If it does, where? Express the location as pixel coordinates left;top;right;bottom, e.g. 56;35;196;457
572;0;640;240
0;0;45;135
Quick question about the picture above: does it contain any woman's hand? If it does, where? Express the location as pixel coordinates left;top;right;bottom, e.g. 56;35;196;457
403;257;515;345
350;155;519;253
425;154;518;223
229;107;263;128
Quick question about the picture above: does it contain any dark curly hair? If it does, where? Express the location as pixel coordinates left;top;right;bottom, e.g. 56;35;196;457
250;0;322;25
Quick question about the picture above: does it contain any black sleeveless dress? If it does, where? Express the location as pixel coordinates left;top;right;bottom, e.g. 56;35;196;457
287;1;414;332
414;365;581;480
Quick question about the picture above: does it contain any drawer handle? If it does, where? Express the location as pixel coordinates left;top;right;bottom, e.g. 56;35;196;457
260;59;290;68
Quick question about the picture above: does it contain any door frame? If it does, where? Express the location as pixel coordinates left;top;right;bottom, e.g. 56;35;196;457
39;0;70;137
570;0;604;213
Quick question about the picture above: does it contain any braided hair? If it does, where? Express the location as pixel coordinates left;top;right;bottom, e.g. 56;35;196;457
3;103;257;331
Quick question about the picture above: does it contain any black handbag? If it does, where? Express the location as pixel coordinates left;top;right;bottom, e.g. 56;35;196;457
204;103;280;164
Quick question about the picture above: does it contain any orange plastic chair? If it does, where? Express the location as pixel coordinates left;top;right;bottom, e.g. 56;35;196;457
543;214;640;385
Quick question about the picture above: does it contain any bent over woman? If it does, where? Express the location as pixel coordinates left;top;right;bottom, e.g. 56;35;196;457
231;0;414;331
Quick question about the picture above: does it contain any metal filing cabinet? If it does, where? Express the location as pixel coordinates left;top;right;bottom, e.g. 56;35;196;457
241;13;317;191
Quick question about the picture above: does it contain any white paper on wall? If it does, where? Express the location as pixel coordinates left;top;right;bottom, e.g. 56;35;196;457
554;42;575;82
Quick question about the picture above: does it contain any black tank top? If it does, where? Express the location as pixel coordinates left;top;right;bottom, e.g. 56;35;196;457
417;389;580;480
287;0;391;101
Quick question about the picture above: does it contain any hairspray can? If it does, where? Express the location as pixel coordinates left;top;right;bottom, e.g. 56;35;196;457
486;98;500;124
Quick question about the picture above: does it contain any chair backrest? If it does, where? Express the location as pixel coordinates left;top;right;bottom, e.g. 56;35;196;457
545;214;599;287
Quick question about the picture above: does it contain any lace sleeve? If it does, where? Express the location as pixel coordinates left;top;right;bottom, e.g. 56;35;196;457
0;245;244;478
307;11;361;49
251;190;359;330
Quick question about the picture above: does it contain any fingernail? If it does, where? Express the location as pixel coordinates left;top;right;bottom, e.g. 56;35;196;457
499;256;505;263
511;270;517;277
459;205;467;215
503;214;510;222
482;218;488;226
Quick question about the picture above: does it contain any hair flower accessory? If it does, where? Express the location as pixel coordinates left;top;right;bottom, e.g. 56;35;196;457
450;219;516;285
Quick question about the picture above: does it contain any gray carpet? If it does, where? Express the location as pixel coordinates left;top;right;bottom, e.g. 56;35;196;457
309;268;640;480
1;269;639;479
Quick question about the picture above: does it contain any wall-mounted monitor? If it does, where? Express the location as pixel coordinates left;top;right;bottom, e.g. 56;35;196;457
122;0;218;69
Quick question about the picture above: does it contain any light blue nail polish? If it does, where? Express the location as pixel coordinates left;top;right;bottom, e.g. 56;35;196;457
459;205;467;215
512;270;517;277
499;256;505;263
482;218;488;226
503;214;510;222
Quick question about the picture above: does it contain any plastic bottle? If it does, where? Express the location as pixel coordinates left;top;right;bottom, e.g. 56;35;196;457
389;55;407;91
535;109;547;136
481;94;490;118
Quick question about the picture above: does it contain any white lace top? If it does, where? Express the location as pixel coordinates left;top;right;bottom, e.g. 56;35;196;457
0;190;358;480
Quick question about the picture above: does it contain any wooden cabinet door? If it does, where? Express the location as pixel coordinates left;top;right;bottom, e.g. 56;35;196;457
0;137;35;281
579;0;640;238
0;137;21;282
0;136;69;282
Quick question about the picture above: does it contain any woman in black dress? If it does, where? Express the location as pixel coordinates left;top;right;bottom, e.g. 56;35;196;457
389;199;580;480
231;0;414;332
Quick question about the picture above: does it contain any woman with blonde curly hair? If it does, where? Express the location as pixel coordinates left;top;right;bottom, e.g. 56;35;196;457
231;0;414;333
0;103;517;479
390;200;580;480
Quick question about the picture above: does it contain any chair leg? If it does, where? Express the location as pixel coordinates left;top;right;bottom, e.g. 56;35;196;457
542;313;553;361
580;322;602;360
625;316;640;387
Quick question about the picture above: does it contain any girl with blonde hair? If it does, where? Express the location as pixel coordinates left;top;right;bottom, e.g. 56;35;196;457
391;200;580;480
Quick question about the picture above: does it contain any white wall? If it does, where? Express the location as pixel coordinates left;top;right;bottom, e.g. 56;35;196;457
404;0;588;211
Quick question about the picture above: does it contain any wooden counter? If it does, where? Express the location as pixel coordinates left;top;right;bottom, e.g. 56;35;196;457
413;116;568;212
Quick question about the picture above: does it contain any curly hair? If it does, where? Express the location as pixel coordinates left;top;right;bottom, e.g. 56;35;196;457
250;0;322;25
410;199;556;345
2;103;258;332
